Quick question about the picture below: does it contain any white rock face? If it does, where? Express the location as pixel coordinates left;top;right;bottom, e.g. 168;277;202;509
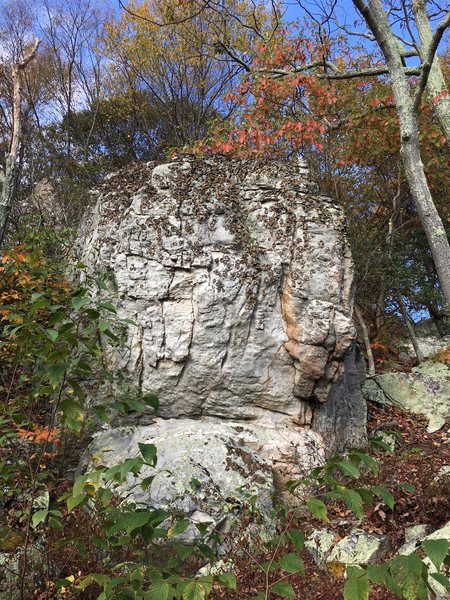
78;157;366;484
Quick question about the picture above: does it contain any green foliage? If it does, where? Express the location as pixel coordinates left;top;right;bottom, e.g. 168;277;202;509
422;538;449;571
344;566;371;600
1;228;449;600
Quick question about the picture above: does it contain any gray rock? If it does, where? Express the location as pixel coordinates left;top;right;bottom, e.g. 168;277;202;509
305;528;336;564
422;522;450;599
363;361;450;432
434;466;450;482
77;158;366;462
0;544;53;600
327;528;390;565
402;317;450;358
305;528;389;566
399;524;430;555
403;336;450;360
81;419;326;541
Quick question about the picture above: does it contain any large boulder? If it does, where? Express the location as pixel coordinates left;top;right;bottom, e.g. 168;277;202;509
78;156;366;504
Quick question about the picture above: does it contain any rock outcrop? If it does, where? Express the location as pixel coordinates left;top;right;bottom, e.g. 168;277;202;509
78;156;366;495
363;361;450;433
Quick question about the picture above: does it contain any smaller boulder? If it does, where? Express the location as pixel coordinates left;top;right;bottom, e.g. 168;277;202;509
327;529;389;565
81;419;277;543
363;361;450;432
305;528;389;566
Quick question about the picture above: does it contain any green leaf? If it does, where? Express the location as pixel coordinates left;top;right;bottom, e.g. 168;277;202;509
398;483;414;493
67;494;86;512
91;405;109;423
353;451;379;475
145;581;171;600
98;302;116;313
196;543;216;560
287;529;305;552
46;363;67;387
99;320;112;332
216;573;236;590
32;509;49;528
182;580;206;600
119;457;144;479
270;581;296;598
172;542;195;560
138;442;157;466
338;460;360;479
106;511;153;535
197;576;213;595
190;477;201;490
60;397;84;420
98;488;113;507
168;519;190;538
280;553;304;574
307;498;329;522
260;560;279;573
390;553;428;599
142;393;159;411
48;517;63;530
370;486;395;510
422;538;449;570
68;380;84;400
71;295;90;310
370;437;394;453
141;475;156;491
430;573;450;588
73;474;90;496
366;563;391;587
344;566;370;600
45;328;59;342
342;488;364;518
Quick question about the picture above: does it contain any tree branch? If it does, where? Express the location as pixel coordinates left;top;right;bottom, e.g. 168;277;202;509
258;62;420;80
414;9;450;110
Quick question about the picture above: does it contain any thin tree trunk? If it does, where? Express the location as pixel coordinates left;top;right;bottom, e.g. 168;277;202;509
412;0;450;148
374;290;385;333
396;293;424;362
0;63;21;247
353;0;450;309
0;40;40;247
355;305;376;376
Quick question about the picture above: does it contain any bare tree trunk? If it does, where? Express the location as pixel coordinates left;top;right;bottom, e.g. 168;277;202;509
374;291;385;333
412;0;450;148
396;293;424;362
355;305;376;376
0;155;19;246
353;0;450;308
0;40;40;247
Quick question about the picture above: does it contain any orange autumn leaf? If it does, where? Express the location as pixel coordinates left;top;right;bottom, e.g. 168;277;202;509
17;424;61;445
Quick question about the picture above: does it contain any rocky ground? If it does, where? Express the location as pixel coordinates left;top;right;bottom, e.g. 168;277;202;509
214;401;450;599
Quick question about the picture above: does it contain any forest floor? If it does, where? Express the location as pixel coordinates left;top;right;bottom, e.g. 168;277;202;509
218;401;450;599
